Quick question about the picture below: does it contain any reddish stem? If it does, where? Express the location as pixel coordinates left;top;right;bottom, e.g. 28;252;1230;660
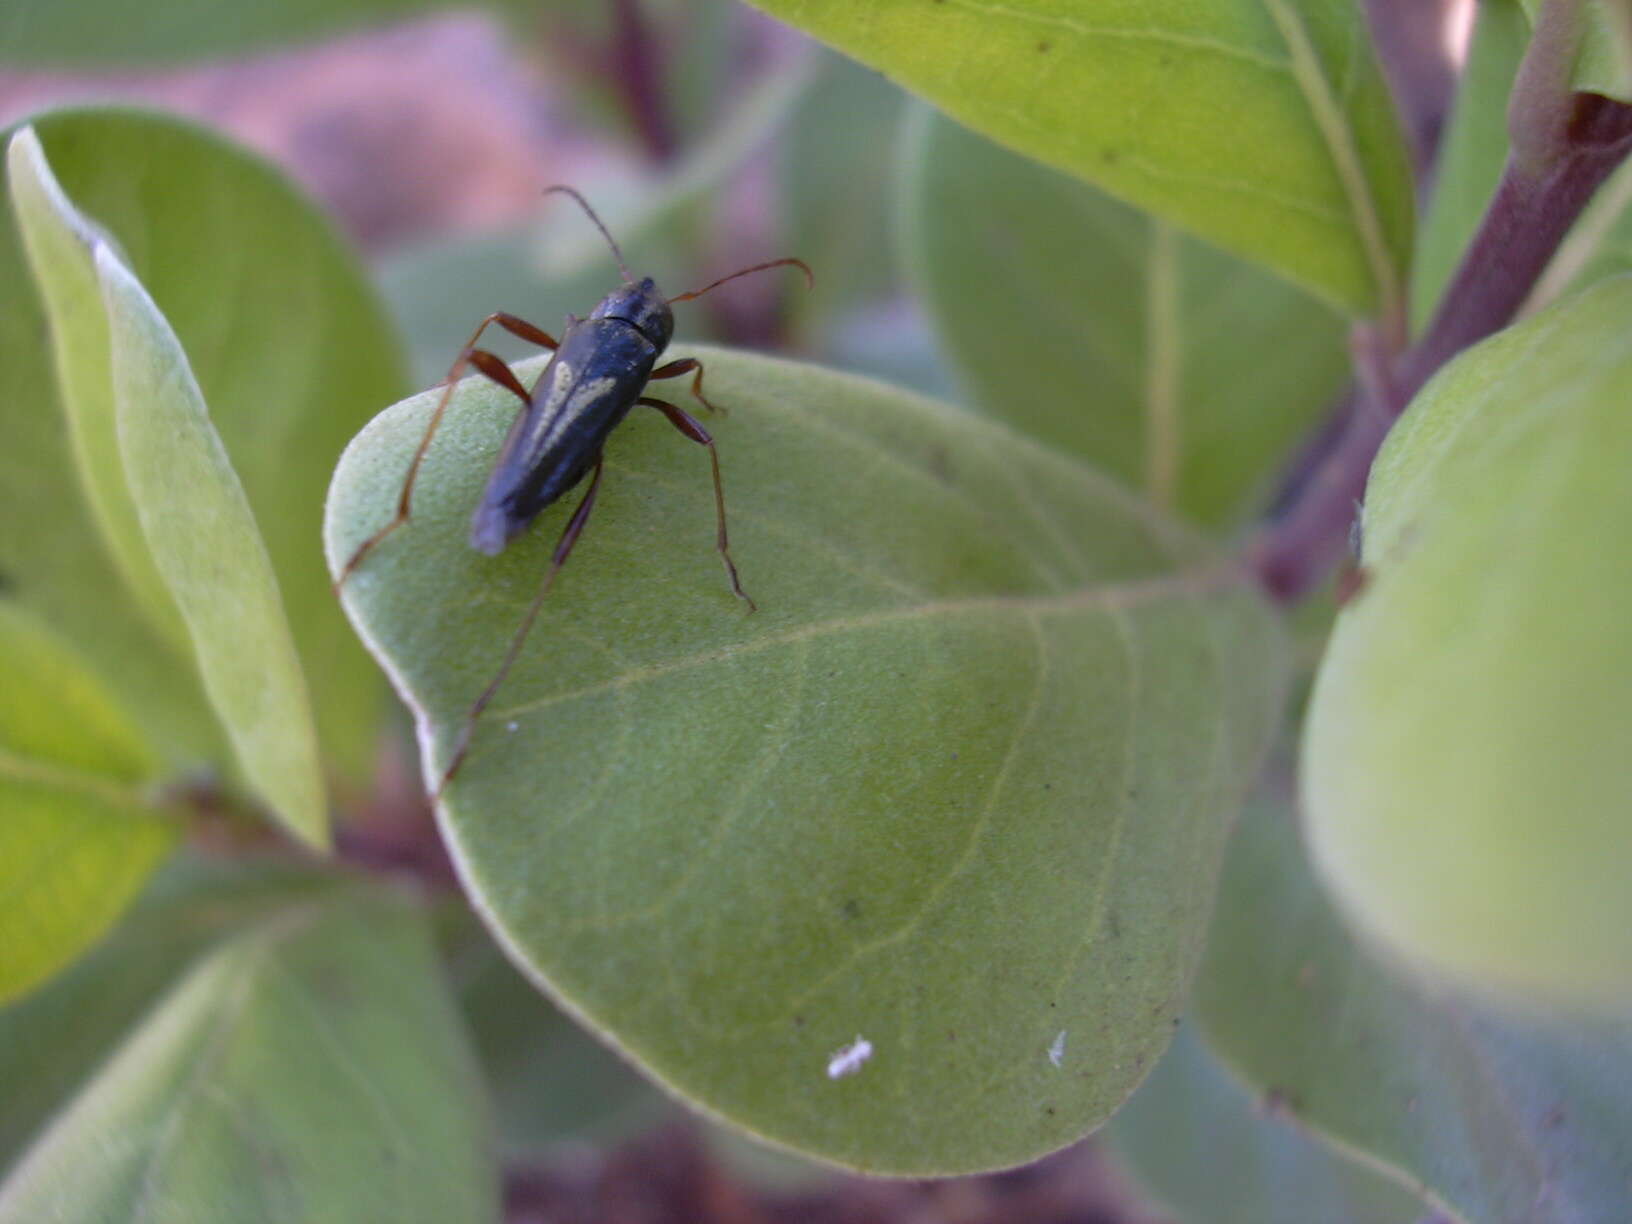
1253;11;1632;602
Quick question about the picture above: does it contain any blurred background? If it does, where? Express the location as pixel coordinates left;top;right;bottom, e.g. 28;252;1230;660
0;2;956;395
0;2;1179;1219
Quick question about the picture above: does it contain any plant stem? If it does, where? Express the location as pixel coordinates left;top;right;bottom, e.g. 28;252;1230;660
1253;1;1632;603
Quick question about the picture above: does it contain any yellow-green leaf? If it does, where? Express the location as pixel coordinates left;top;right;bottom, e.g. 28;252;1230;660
0;600;176;1004
1305;275;1632;1007
746;0;1414;314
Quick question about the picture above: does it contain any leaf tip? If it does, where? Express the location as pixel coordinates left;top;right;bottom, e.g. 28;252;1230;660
5;124;44;179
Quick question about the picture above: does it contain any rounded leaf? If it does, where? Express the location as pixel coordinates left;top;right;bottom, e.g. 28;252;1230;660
325;345;1286;1173
1304;275;1632;1007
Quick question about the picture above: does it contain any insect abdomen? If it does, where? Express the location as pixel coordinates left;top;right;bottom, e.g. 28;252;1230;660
469;319;657;555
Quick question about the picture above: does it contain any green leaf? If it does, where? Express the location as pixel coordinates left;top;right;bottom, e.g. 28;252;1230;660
781;52;910;336
744;0;1414;315
8;123;326;848
1;146;217;770
443;926;665;1161
1109;1025;1423;1224
6;109;405;785
100;235;327;848
0;0;534;64
8;127;189;654
325;344;1287;1173
0;600;176;1005
1305;276;1632;1007
445;915;666;1156
1518;0;1632;101
1409;0;1528;333
1194;782;1632;1224
0;887;500;1223
902;106;1348;528
0;855;339;1169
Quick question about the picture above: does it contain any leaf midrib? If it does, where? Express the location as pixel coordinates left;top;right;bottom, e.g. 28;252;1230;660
0;744;156;811
1260;0;1402;312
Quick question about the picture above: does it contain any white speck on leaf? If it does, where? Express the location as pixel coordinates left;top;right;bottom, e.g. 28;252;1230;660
506;721;518;733
827;1036;873;1080
1048;1030;1066;1069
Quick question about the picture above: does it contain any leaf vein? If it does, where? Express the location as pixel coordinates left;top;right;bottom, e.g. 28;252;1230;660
490;568;1239;723
942;0;1295;74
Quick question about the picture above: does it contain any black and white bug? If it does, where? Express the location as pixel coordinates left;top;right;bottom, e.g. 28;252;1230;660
334;186;810;790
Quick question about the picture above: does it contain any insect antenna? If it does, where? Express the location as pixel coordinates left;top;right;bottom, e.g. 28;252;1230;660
668;257;814;304
542;184;633;282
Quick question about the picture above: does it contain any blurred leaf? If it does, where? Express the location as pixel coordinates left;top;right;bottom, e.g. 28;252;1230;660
1306;277;1632;1007
444;913;665;1157
781;52;909;336
1409;0;1528;332
0;0;537;65
1194;783;1632;1224
903;107;1348;528
325;344;1287;1173
6;109;404;784
9;125;327;849
818;296;960;402
0;886;499;1223
662;0;767;145
744;0;1414;314
539;0;747;148
0;600;176;1005
0;855;339;1169
1110;1025;1423;1224
382;217;708;389
1518;0;1632;101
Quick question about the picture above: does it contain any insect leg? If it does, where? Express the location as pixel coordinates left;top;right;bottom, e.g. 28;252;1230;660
639;396;755;612
648;356;719;414
436;455;606;795
331;313;560;591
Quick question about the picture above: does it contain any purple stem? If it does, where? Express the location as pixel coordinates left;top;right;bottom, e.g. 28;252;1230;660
1254;89;1632;603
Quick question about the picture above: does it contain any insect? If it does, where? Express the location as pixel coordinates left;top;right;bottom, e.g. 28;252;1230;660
333;186;810;792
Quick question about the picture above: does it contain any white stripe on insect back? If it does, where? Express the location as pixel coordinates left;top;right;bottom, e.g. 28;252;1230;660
518;359;619;460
